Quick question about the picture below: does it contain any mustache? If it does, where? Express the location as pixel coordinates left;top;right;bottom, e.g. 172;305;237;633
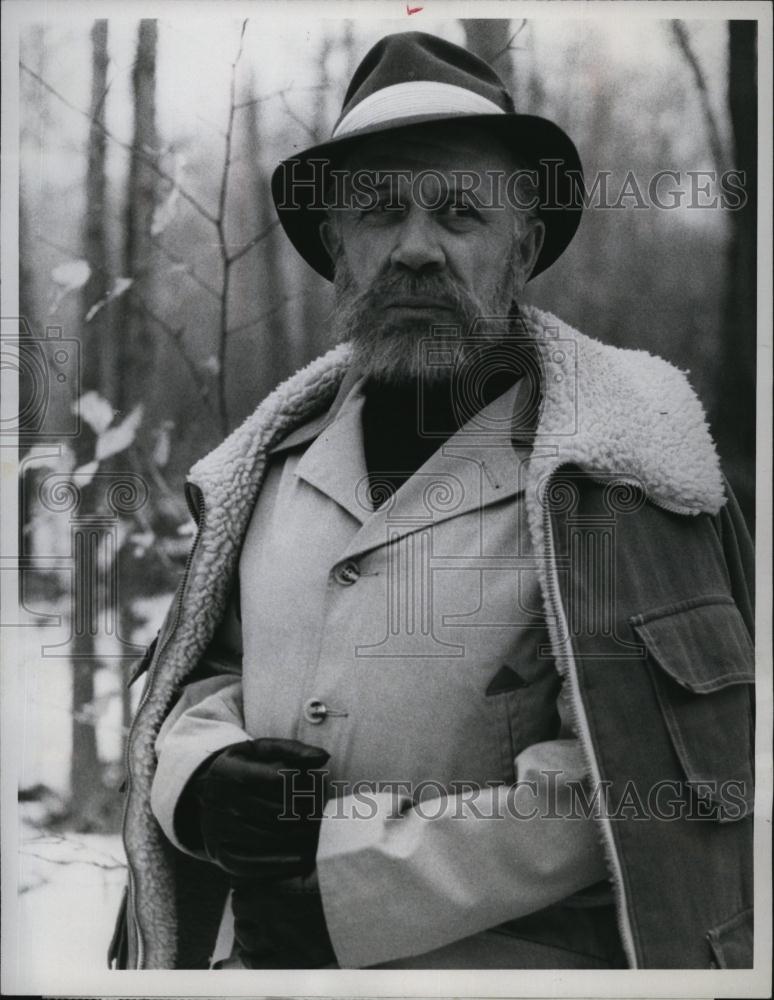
334;263;484;329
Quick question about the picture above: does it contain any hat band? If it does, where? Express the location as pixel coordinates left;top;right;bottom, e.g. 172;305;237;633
332;81;505;138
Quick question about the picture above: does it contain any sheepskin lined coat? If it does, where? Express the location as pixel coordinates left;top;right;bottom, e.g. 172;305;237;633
111;306;755;970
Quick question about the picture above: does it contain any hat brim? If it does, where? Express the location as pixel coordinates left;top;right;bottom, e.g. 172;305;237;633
270;112;583;282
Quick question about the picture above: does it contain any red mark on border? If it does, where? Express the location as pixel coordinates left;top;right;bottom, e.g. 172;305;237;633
407;4;423;14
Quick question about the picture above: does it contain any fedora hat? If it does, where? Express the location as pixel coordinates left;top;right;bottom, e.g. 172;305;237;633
271;31;583;280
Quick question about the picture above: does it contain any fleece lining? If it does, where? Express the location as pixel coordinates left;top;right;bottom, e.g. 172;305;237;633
123;307;724;968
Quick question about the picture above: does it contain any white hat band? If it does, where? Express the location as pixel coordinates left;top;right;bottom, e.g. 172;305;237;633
332;80;505;138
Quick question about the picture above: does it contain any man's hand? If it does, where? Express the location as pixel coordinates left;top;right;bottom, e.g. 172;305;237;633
229;879;336;968
175;737;329;880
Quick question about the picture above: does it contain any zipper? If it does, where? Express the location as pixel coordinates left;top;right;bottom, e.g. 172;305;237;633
122;480;206;969
541;490;639;969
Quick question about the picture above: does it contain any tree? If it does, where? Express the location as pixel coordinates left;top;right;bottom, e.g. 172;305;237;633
672;20;756;529
717;21;756;529
461;19;512;64
70;19;109;830
115;19;160;737
298;34;333;365
243;67;291;386
119;19;158;421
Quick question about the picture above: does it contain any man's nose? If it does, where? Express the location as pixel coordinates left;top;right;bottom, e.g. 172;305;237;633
390;209;446;272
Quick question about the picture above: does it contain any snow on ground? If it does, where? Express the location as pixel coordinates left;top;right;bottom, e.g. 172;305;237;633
12;594;173;986
17;593;173;798
16;819;127;985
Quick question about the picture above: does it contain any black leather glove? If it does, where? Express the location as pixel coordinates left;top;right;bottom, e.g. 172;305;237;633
175;737;329;880
229;878;337;969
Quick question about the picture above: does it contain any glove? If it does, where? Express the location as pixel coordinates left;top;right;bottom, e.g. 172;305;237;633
230;878;336;969
175;737;329;880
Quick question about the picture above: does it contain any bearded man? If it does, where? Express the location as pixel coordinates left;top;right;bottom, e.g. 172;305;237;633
111;32;754;971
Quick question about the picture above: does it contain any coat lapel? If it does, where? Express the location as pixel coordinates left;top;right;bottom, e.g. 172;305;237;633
292;378;371;525
341;378;531;560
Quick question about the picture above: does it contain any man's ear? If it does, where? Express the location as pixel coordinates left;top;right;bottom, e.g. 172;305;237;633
518;219;546;281
319;217;339;263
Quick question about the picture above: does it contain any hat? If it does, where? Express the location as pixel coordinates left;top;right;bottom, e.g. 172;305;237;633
270;31;583;281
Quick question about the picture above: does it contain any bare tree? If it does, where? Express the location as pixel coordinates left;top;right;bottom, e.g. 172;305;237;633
671;20;756;528
119;19;158;419
717;21;756;528
70;19;109;831
242;67;291;390
20;19;279;439
671;22;728;173
462;19;512;64
298;34;333;364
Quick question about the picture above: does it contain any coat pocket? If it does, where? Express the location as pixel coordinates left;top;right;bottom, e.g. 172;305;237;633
630;596;755;822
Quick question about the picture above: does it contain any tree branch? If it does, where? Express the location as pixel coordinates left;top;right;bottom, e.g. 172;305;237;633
20;60;219;227
233;82;325;111
151;234;221;300
214;19;248;435
127;293;217;414
671;21;728;172
279;89;318;140
490;19;528;65
226;294;293;337
225;218;280;265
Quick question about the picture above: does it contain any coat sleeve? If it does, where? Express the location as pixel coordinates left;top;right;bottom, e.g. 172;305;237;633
149;587;249;857
316;688;609;969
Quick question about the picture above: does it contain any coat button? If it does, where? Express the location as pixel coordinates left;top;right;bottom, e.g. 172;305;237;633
333;560;360;585
303;698;328;724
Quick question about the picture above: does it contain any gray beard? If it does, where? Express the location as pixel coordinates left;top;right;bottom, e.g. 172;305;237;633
330;247;519;387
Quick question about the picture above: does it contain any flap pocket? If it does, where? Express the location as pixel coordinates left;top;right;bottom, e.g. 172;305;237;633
631;598;754;821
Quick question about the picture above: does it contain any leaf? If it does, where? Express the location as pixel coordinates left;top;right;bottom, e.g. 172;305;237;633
51;259;91;290
151;186;180;236
48;259;91;314
74;460;99;485
95;405;144;462
84;277;134;323
202;356;220;375
129;530;155;558
22;444;76;474
152;423;172;468
74;390;115;435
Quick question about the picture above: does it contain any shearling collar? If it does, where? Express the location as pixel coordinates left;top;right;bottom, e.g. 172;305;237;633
190;305;725;518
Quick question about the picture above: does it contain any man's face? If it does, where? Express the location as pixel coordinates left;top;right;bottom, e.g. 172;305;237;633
321;123;545;385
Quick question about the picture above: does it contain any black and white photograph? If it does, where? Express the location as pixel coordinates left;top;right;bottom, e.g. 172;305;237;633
1;1;771;996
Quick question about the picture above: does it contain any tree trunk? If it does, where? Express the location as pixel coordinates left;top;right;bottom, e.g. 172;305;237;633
461;19;512;67
298;35;333;365
115;18;160;766
716;21;756;530
70;19;109;830
244;68;291;385
119;18;158;416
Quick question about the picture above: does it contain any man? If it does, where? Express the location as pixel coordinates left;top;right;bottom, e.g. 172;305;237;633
111;32;754;970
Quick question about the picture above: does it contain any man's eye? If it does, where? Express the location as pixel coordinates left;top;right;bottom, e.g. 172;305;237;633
359;197;402;216
443;200;480;220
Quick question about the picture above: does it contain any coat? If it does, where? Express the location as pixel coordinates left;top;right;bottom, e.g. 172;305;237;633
110;305;755;970
148;372;620;970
